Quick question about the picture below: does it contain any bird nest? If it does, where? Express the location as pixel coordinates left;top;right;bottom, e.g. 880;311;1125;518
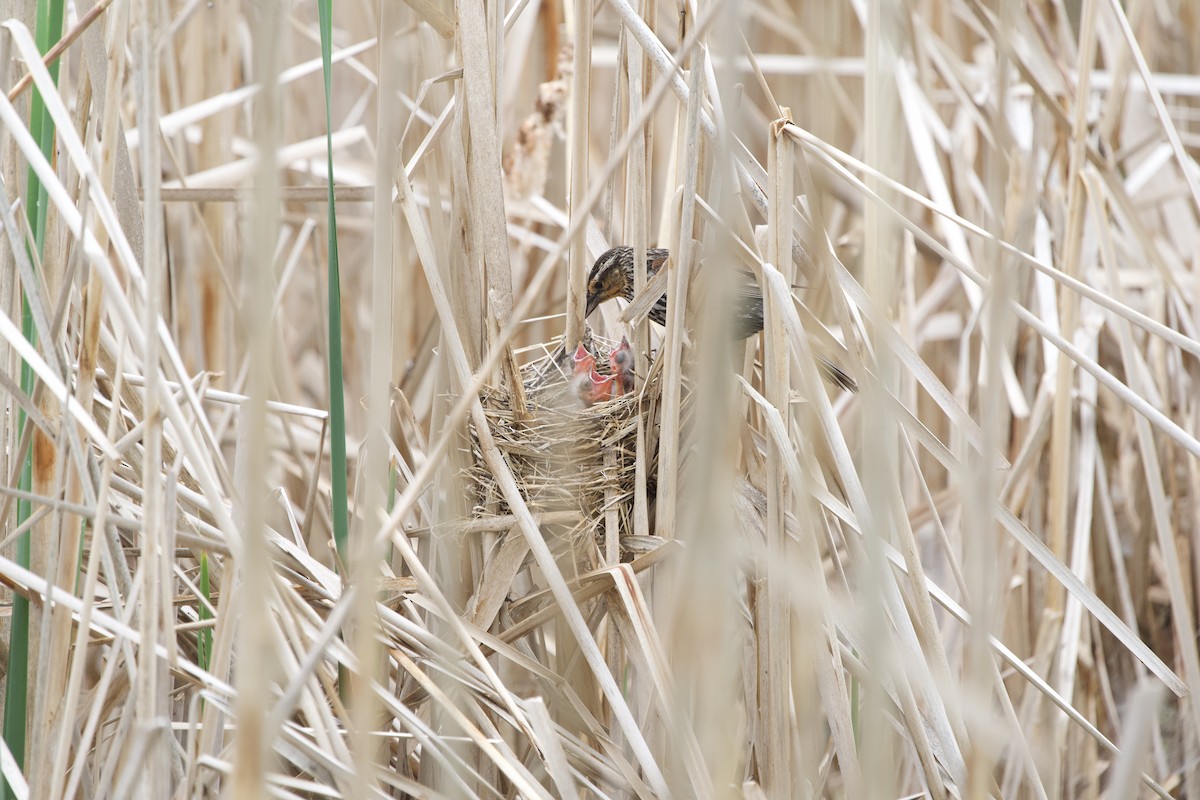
467;332;661;553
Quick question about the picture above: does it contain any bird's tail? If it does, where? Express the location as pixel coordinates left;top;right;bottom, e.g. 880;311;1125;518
818;358;857;393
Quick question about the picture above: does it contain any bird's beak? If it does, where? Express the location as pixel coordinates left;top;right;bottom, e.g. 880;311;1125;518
584;294;598;318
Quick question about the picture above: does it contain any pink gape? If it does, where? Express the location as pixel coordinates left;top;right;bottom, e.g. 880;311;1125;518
570;341;632;407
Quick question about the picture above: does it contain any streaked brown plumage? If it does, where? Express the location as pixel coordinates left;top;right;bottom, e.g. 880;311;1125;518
584;247;856;391
584;247;765;338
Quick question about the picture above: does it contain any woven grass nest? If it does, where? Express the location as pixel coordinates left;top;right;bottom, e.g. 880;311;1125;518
468;331;666;553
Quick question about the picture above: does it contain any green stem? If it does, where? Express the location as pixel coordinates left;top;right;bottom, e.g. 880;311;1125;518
317;0;348;565
4;3;65;796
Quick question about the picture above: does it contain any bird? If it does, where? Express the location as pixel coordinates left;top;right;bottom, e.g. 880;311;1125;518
572;342;596;374
570;342;625;406
584;247;856;391
609;336;635;395
571;343;599;407
588;366;617;404
585;248;762;338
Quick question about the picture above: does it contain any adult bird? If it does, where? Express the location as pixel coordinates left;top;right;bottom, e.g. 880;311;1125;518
584;246;856;391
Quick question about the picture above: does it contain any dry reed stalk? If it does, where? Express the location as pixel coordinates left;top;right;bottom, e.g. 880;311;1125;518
565;0;592;351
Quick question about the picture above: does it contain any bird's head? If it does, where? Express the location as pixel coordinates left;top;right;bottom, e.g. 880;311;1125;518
584;248;633;317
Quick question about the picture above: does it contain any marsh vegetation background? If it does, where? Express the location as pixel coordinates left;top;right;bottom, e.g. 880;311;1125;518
0;0;1198;797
